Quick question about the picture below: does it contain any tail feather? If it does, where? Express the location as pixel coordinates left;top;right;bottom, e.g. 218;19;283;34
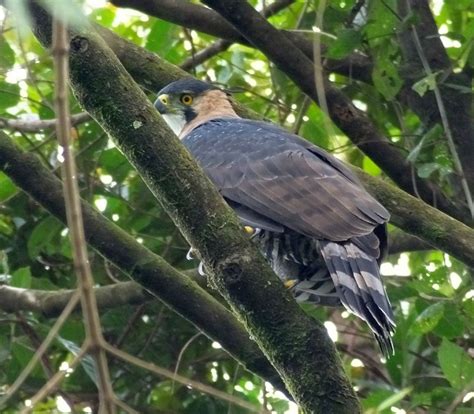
319;240;395;357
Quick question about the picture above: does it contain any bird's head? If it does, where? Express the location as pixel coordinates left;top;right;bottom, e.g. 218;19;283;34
154;78;235;137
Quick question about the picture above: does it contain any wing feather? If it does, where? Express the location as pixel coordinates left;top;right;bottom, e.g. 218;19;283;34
183;118;389;242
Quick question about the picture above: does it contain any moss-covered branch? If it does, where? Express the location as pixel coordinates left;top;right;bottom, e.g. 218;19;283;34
357;169;474;267
0;129;286;394
0;282;148;318
26;4;360;413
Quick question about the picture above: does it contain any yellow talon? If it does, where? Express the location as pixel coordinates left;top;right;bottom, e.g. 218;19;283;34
244;226;255;235
284;279;298;289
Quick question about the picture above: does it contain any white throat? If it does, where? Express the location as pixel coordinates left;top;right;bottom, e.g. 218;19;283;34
162;113;186;139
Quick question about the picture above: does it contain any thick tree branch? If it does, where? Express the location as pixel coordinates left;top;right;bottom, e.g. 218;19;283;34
397;0;474;196
27;4;360;412
356;169;474;267
0;129;286;394
200;0;470;225
111;0;374;83
180;0;294;71
0;282;149;317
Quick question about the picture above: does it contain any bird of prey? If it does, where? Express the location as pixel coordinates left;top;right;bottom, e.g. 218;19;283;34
154;78;395;356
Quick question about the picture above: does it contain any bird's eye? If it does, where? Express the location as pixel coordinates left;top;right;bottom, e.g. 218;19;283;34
180;94;193;105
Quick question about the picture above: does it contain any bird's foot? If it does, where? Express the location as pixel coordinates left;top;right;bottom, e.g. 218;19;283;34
284;279;298;289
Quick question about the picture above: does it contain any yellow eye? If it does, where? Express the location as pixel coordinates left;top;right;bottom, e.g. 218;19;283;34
180;94;193;105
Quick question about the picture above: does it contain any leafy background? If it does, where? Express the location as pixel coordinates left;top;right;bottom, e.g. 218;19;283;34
0;0;473;413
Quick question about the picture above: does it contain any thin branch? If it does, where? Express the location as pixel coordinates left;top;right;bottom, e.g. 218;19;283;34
20;343;88;414
0;112;90;132
387;231;432;255
313;0;336;139
51;16;115;413
0;291;81;409
104;342;266;414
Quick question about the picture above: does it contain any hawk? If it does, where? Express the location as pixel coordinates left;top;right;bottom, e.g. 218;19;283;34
154;78;395;356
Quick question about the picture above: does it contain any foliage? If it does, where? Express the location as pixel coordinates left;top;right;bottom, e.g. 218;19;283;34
0;0;473;413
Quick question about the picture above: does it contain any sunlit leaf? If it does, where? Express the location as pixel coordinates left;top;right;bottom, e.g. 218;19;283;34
326;29;362;59
438;339;474;390
11;266;31;289
410;302;444;335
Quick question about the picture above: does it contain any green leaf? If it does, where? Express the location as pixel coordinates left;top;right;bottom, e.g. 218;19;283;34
438;339;474;390
410;302;444;335
0;36;15;70
11;266;31;289
326;29;362;59
412;72;441;97
417;162;440;178
407;124;443;163
0;81;21;112
372;58;403;100
376;387;413;411
58;337;98;386
363;156;382;176
89;7;116;27
433;303;464;339
0;173;17;202
145;20;177;55
27;216;63;259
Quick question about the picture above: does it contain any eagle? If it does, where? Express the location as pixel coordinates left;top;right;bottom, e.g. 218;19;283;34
154;78;395;356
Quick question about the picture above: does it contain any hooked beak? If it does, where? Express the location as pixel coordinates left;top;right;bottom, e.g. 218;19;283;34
154;94;169;114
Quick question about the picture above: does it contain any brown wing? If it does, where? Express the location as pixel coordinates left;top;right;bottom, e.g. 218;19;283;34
183;118;389;241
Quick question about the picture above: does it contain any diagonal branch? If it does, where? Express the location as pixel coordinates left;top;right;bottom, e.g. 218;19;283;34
200;0;470;225
111;0;374;83
180;0;294;71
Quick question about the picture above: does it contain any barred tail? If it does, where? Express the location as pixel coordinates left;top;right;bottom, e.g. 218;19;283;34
319;240;396;357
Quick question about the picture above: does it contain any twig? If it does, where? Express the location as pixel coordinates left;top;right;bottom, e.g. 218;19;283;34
313;0;337;139
172;332;202;393
51;16;115;413
20;343;88;414
0;291;81;408
104;342;265;414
